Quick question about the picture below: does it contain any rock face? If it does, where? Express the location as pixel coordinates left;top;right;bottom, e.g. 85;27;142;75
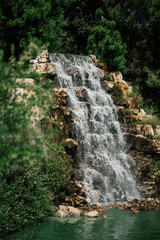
116;198;160;213
54;88;68;106
31;50;55;74
100;70;160;199
110;72;132;97
31;51;160;203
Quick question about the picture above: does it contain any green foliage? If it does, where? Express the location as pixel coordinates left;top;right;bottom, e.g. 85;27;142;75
153;161;160;170
42;130;73;201
145;68;160;89
87;19;128;73
111;84;124;102
137;115;160;126
141;99;159;115
0;0;63;59
0;162;51;237
0;45;72;238
104;73;113;82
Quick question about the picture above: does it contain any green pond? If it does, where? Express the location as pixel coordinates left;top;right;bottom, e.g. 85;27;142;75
5;209;160;240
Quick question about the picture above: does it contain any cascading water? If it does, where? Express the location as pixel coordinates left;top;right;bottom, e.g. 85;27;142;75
50;53;141;204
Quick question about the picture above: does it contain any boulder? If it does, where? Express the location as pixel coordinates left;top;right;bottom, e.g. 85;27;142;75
56;205;69;218
75;87;88;101
68;206;82;216
110;72;123;83
84;211;99;217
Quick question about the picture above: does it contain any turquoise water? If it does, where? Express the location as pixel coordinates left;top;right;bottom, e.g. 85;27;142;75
5;209;160;240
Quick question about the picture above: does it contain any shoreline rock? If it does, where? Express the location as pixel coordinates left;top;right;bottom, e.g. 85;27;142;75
55;197;160;218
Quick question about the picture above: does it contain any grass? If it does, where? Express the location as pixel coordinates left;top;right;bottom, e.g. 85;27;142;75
137;115;160;126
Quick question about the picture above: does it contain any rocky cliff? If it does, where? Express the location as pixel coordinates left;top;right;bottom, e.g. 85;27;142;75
30;50;160;201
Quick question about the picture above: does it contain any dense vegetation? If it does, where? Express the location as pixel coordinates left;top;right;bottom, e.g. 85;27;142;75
0;0;160;111
0;0;160;237
0;46;74;238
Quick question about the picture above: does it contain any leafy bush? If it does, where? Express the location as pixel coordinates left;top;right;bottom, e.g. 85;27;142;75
0;46;73;238
104;73;113;82
0;162;52;237
141;99;159;115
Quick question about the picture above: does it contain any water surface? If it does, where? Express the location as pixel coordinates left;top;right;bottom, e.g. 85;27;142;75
5;209;160;240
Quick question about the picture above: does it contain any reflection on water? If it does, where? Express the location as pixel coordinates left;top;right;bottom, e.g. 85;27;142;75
5;209;160;240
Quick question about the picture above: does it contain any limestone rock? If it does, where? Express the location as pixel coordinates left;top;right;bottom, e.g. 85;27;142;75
90;55;98;64
110;72;133;97
128;124;154;138
90;55;106;70
56;205;69;218
31;50;55;74
16;78;35;86
35;50;50;63
104;81;115;91
65;138;78;149
84;211;99;217
75;87;88;101
68;206;82;216
143;125;154;137
110;72;123;83
54;88;68;106
154;125;160;136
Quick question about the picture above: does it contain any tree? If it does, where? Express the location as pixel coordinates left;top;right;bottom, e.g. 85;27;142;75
87;18;127;73
0;0;64;59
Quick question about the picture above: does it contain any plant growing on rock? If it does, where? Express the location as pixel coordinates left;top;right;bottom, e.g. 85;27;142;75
111;84;124;103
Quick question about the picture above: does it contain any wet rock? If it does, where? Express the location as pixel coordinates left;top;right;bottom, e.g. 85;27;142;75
65;138;78;149
68;206;82;216
95;62;105;70
66;67;74;76
84;211;99;217
75;87;88;101
54;88;68;106
56;205;69;218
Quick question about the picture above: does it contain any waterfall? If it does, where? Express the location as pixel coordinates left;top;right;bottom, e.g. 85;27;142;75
50;53;141;204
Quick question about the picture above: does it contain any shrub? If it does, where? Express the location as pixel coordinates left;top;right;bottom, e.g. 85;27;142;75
111;84;124;102
42;130;74;202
